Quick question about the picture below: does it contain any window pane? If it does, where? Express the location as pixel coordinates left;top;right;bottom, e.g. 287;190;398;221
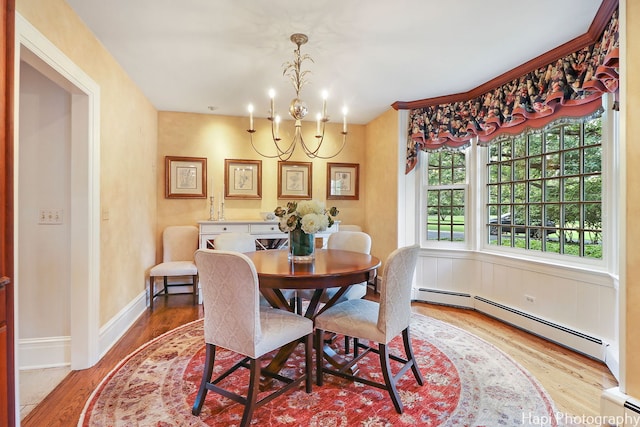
501;141;512;160
428;169;440;186
528;133;542;155
546;129;560;152
488;184;498;204
514;159;526;180
529;181;542;203
563;150;580;175
514;136;526;158
453;167;465;184
528;157;542;179
585;147;602;173
563;177;580;202
545;179;560;202
545;154;560;177
585;175;601;201
488;164;499;184
563;126;580;149
500;184;511;203
513;183;526;203
501;164;511;181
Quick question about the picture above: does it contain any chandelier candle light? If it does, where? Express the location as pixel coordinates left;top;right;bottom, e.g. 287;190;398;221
248;33;347;161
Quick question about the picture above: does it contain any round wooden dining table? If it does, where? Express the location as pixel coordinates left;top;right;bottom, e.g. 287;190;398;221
245;248;381;316
244;248;381;381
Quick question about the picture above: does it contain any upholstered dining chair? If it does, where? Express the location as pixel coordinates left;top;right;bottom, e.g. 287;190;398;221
192;250;313;426
314;244;424;414
214;232;256;252
299;230;372;304
338;224;362;232
148;225;199;311
213;232;278;307
299;230;372;351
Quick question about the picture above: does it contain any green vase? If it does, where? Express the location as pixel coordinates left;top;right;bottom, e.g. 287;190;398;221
288;229;315;262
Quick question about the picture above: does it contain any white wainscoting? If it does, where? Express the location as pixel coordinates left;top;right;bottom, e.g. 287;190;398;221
414;249;617;364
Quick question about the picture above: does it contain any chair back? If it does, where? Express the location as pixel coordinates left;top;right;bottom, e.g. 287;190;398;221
339;224;363;232
214;232;256;253
162;225;198;262
194;249;262;356
378;245;419;339
327;231;371;254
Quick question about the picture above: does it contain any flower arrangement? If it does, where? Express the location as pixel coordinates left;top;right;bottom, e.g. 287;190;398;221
274;200;339;235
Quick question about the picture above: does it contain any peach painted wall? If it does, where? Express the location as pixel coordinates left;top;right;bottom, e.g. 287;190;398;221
17;0;158;325
364;108;399;267
157;112;366;260
625;0;640;399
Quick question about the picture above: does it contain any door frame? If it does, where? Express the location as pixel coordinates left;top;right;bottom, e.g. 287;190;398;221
14;14;101;370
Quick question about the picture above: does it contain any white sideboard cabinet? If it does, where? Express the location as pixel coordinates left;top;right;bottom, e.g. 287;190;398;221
197;220;340;250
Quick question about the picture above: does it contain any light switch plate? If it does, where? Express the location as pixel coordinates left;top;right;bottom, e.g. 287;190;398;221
39;209;63;225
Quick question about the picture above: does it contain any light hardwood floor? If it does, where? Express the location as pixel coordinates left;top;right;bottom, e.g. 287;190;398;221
21;291;617;426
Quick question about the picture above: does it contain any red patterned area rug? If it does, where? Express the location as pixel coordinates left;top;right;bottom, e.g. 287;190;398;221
79;313;562;426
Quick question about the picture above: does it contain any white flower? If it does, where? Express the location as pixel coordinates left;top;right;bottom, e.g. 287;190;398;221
296;200;325;216
300;213;329;234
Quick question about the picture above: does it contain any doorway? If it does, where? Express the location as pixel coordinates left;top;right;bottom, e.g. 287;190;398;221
14;12;101;415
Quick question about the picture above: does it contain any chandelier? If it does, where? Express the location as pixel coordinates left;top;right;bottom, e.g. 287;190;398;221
247;33;347;161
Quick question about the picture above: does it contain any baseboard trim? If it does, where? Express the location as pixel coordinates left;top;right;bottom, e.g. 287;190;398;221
98;291;147;359
18;336;71;370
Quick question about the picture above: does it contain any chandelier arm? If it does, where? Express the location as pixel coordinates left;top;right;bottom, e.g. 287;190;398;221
298;127;348;159
248;131;295;161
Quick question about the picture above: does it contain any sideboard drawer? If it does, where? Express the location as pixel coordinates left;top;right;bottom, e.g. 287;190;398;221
200;224;250;233
250;223;281;234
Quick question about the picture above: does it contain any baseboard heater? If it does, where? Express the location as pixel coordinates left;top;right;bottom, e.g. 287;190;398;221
626;400;640;415
474;296;603;359
415;288;473;308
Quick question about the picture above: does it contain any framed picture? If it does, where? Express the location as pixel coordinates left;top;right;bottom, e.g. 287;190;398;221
327;162;359;200
165;156;207;198
224;159;262;199
278;161;312;199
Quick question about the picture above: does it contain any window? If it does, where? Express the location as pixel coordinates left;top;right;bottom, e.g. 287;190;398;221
425;151;466;242
486;117;602;259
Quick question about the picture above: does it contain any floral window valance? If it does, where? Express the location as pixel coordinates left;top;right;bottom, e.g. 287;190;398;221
406;8;619;174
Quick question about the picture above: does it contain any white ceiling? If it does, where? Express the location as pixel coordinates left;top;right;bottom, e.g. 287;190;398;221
65;0;603;125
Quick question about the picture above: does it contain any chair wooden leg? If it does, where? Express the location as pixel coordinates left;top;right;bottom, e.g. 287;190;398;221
192;343;216;415
402;327;424;385
192;275;198;305
345;336;350;354
314;328;324;386
163;276;169;299
305;333;313;393
240;357;261;427
379;343;403;414
149;276;155;311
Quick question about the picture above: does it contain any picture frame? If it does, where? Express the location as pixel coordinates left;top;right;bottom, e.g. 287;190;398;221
224;159;262;199
327;162;359;200
278;161;312;199
165;156;207;199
